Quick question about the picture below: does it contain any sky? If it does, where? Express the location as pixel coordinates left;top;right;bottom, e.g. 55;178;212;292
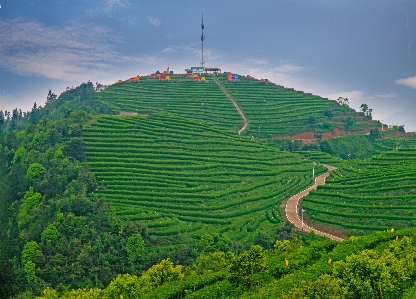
1;0;415;130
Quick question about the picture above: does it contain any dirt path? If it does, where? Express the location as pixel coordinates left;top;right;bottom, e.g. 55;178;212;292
211;76;248;134
285;164;344;242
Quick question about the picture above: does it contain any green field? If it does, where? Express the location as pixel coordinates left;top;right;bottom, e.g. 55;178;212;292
83;113;325;245
217;74;378;137
87;75;388;243
96;74;379;139
303;147;416;236
96;75;243;131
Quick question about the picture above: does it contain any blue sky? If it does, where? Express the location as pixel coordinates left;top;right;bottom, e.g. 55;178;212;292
1;0;415;130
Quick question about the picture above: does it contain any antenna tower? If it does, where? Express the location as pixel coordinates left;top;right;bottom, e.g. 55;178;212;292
201;13;205;68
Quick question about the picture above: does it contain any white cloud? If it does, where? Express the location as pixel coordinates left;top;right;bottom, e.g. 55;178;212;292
245;58;268;65
0;19;159;81
162;47;176;53
396;76;416;90
326;91;364;102
219;61;307;88
148;17;161;26
374;94;397;99
0;92;33;113
271;64;305;73
106;0;130;8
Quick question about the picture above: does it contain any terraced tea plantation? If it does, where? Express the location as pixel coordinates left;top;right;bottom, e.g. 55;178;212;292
303;147;416;236
218;74;379;138
83;114;324;246
96;74;379;139
96;75;243;131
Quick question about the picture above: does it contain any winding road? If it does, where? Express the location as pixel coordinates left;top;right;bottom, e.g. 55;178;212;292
211;76;342;241
285;164;344;242
211;76;248;134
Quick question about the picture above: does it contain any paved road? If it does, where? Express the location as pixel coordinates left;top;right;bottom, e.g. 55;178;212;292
211;76;248;134
285;164;344;242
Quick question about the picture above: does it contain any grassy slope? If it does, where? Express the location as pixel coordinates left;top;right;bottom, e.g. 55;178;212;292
217;74;379;138
303;147;416;236
85;74;389;246
83;113;326;247
97;74;380;138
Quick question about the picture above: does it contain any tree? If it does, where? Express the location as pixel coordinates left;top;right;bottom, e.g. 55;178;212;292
64;138;86;162
275;221;295;241
274;236;302;254
125;233;145;264
369;128;381;141
30;102;39;124
21;241;44;284
103;274;141;299
139;258;184;292
399;125;405;133
344;117;355;130
0;111;4;133
280;274;348;299
194;251;233;274
217;234;232;252
323;108;333;120
230;245;267;289
360;103;368;114
46;90;57;105
337;97;349;105
26;163;45;180
255;232;275;249
12;147;27;164
333;248;412;298
200;233;215;252
308;116;316;124
360;103;373;119
41;224;60;245
0;259;17;299
10;109;18;130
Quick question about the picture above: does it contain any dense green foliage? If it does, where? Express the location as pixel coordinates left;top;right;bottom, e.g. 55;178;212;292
35;227;416;299
0;83;161;296
319;134;416;160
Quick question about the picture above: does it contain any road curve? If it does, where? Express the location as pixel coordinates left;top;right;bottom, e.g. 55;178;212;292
211;76;248;134
285;164;343;242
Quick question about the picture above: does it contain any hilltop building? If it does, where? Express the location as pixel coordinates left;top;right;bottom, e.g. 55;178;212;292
185;67;222;75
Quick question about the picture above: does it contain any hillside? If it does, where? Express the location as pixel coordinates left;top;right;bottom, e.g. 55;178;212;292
0;74;415;298
303;147;416;236
96;74;381;139
83;113;325;248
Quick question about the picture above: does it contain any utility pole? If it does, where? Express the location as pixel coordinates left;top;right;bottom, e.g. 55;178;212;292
301;209;305;231
201;13;205;68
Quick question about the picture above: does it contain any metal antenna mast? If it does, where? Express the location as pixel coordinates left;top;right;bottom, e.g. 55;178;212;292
201;13;205;68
